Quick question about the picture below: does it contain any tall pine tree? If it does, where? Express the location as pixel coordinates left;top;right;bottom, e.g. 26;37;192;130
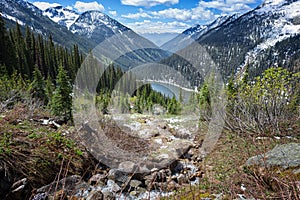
29;66;46;103
51;66;72;121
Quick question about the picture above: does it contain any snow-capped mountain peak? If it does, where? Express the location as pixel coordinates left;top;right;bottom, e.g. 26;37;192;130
41;4;130;40
161;14;238;51
182;15;235;39
43;6;79;29
68;10;129;39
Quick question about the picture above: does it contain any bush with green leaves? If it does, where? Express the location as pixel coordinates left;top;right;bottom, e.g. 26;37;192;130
227;67;300;134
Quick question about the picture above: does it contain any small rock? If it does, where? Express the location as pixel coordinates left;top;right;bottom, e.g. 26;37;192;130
136;187;147;193
88;174;106;186
74;182;91;196
31;193;48;200
158;122;168;129
107;169;128;183
196;156;203;162
130;180;142;188
130;190;138;197
107;180;121;193
171;175;177;181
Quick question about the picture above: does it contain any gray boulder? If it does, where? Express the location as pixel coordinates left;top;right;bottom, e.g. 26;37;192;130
246;143;300;169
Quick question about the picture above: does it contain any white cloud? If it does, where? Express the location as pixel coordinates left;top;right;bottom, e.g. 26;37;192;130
199;0;225;9
198;0;254;14
220;3;251;12
122;9;153;19
74;1;105;12
226;0;257;4
121;0;179;7
126;20;190;34
151;8;192;21
120;0;257;34
109;10;117;17
191;6;214;20
32;2;61;11
151;7;214;21
122;7;214;21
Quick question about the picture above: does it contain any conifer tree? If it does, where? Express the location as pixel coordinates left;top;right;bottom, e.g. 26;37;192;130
45;76;54;106
25;26;34;78
0;16;16;74
29;66;46;102
199;82;210;108
51;66;72;120
167;95;181;114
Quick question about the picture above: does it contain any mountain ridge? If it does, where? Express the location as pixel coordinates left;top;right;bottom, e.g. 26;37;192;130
162;0;300;82
1;0;169;70
1;0;299;83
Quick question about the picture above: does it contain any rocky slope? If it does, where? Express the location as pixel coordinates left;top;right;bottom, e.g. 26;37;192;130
0;105;204;200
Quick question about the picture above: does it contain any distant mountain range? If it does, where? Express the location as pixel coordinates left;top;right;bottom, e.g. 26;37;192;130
1;0;299;84
0;0;168;69
43;6;130;44
163;0;300;81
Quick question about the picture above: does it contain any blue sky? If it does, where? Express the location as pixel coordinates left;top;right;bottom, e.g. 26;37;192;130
30;0;263;35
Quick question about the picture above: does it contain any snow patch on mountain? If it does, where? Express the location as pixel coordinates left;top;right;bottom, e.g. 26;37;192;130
0;13;25;25
263;0;286;6
258;1;299;49
241;0;300;69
